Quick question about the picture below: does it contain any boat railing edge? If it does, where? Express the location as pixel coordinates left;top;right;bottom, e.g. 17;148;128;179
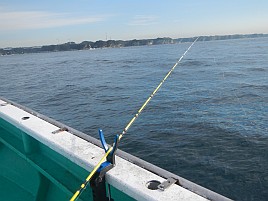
0;97;232;201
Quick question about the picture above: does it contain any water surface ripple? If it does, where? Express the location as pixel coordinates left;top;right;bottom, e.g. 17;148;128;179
1;38;268;200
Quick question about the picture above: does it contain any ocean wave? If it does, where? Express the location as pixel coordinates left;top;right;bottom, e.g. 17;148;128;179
239;83;268;91
181;60;206;67
1;38;268;201
246;67;267;72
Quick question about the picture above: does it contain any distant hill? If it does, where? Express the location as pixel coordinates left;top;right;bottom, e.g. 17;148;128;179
1;33;267;56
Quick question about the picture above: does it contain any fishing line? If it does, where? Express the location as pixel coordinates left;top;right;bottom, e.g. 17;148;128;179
70;37;199;201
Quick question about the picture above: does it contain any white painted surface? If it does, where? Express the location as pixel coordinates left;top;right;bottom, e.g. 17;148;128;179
0;99;209;201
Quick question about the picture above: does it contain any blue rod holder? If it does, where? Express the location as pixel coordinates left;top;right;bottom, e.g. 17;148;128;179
98;129;119;165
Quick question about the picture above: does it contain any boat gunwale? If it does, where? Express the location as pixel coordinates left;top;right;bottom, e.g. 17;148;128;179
0;97;231;201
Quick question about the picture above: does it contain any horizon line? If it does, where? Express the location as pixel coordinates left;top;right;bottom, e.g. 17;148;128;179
1;32;268;49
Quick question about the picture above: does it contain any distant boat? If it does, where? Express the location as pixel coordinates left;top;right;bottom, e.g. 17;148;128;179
0;97;231;201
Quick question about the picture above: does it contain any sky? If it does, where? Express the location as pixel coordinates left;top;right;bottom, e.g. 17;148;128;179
0;0;268;48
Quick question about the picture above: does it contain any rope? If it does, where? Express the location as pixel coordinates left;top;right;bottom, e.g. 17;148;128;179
70;37;199;201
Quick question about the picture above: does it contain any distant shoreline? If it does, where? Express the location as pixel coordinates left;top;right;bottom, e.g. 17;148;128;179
1;33;267;56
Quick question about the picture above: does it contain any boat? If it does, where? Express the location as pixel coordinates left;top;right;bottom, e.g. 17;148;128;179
0;97;231;201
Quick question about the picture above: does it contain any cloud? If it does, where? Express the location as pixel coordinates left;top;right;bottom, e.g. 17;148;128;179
128;15;158;26
0;8;105;31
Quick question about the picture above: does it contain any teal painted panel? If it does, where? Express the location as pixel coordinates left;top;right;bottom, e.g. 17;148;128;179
0;176;34;201
0;117;136;201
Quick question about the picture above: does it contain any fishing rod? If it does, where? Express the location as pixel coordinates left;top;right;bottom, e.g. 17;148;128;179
70;37;199;201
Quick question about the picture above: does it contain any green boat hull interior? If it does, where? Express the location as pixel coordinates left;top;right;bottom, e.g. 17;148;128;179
0;118;134;201
0;98;231;201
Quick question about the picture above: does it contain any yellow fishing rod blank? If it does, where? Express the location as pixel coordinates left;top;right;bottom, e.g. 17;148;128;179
70;37;199;201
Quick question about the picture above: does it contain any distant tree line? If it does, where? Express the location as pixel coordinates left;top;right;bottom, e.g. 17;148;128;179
1;33;267;55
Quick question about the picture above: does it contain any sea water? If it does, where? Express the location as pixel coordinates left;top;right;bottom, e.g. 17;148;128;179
1;37;267;200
